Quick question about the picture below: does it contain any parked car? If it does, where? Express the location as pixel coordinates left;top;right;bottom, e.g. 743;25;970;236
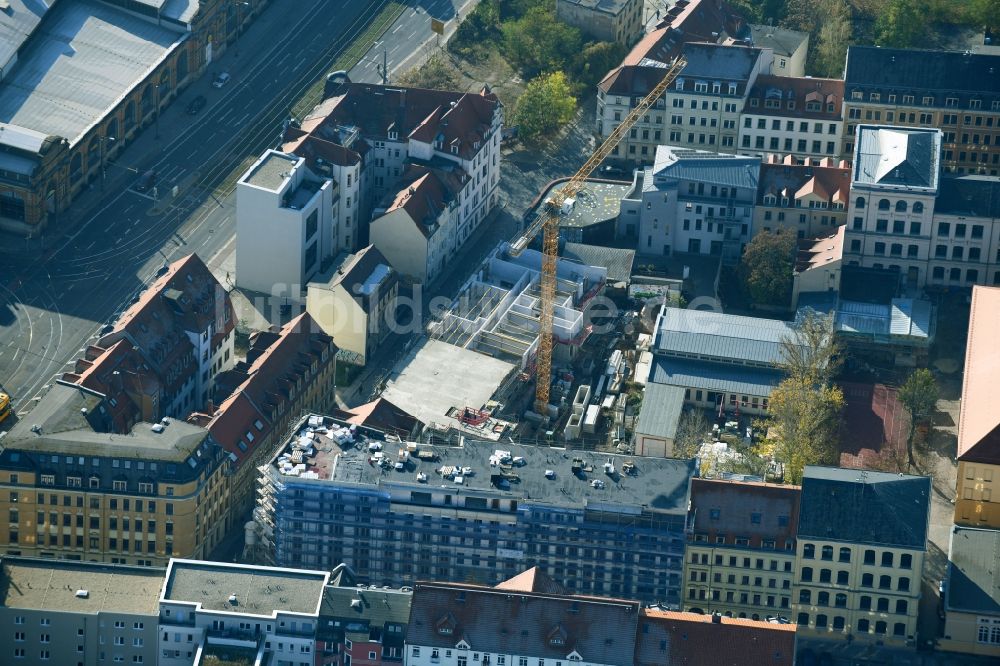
186;95;206;114
212;72;231;88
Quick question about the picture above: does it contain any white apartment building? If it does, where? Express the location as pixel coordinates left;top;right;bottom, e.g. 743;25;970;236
371;164;476;284
844;126;941;288
158;559;328;666
286;84;503;253
599;43;772;163
619;145;760;261
0;557;163;666
927;176;1000;288
236;150;337;297
739;75;844;162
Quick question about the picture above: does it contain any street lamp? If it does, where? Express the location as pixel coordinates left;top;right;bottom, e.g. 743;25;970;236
154;84;161;140
101;136;116;191
234;1;250;56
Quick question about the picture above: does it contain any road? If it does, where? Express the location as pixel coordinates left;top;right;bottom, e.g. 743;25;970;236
0;0;471;420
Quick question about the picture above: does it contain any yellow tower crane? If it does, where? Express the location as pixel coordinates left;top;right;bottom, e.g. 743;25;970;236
508;56;687;416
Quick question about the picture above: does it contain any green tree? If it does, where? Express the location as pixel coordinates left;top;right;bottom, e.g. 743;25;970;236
502;7;583;78
767;376;844;483
898;368;938;468
396;53;461;91
673;409;710;458
513;71;577;140
572;41;628;89
779;310;841;386
449;0;500;61
813;1;852;77
971;0;1000;29
875;0;924;48
738;230;797;307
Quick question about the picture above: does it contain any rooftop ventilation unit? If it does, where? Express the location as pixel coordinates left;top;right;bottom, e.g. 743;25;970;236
75;589;89;599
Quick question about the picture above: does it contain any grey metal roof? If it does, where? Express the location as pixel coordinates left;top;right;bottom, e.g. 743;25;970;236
680;42;762;82
0;0;49;74
945;526;1000;615
635;383;686;441
747;24;808;58
890;298;931;338
798;466;930;549
655;308;797;365
407;582;640;665
0;0;186;146
852;125;940;192
562;242;635;284
835;298;932;340
935;175;1000;218
845;46;1000;105
651;145;760;190
649;356;784;397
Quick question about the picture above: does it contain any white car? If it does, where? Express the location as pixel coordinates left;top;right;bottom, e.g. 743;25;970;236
212;72;231;88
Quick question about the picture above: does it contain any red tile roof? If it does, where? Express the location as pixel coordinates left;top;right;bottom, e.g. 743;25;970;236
99;254;235;396
296;84;500;161
64;339;160;433
201;313;335;466
381;165;467;237
636;609;796;666
688;478;800;547
958;286;1000;464
495;567;567;595
757;160;850;208
795;226;845;273
333;396;422;440
745;75;844;120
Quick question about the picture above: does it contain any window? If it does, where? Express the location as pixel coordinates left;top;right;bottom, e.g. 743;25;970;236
799;590;811;604
900;554;912;569
797;613;809;627
837;571;849;585
860;596;872;610
881;552;894;567
858;619;870;633
898;577;910;592
820;569;832;583
803;544;815;559
862;573;873;588
821;545;833;561
878;199;890;211
838;547;851;563
879;575;892;590
800;567;813;582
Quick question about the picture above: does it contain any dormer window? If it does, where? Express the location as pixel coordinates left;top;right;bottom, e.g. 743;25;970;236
388;130;398;140
451;145;459;154
436;612;458;636
548;624;567;647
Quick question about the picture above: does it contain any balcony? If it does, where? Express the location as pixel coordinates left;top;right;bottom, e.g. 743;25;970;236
206;627;258;649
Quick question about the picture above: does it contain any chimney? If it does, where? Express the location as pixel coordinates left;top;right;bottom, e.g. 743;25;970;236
711;612;722;624
206;398;215;415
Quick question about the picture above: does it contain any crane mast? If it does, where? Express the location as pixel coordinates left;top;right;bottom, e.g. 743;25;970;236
509;57;687;417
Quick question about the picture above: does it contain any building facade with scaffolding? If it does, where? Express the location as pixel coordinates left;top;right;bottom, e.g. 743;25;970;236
253;414;696;607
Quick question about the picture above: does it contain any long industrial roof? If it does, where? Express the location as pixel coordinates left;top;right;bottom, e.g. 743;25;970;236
0;0;48;74
649;356;784;398
654;308;798;366
0;0;186;148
